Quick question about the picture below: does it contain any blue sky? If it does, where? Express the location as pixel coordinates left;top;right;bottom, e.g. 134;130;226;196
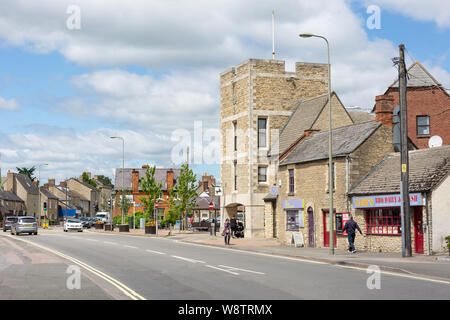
0;0;448;184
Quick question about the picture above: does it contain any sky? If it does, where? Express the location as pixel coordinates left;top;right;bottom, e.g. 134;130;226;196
0;0;449;185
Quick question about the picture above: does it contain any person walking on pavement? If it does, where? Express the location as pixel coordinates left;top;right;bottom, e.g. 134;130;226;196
342;215;363;253
230;215;237;238
222;218;231;245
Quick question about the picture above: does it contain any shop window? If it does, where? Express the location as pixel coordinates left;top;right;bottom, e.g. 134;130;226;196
336;213;343;234
365;208;402;235
286;210;299;231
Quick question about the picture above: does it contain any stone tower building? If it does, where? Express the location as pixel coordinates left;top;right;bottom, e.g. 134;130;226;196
220;58;329;238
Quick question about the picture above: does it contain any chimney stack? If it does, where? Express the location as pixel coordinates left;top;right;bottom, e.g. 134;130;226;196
167;169;174;191
48;178;55;187
374;94;394;125
132;170;139;193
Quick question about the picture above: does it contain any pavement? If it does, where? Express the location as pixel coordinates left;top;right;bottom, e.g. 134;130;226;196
86;226;450;281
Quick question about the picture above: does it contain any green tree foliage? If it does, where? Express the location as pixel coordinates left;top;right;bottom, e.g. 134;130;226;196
95;175;114;188
167;163;197;229
139;165;162;221
116;191;132;223
82;172;97;187
16;166;36;181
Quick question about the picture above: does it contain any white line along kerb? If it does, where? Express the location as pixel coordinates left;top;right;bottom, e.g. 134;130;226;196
7;235;146;300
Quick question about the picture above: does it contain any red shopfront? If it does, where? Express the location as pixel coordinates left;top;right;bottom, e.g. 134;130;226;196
352;193;424;254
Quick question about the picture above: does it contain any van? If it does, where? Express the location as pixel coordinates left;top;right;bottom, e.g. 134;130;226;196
95;212;110;223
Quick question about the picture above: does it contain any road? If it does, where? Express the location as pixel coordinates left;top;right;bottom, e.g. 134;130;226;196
1;229;450;300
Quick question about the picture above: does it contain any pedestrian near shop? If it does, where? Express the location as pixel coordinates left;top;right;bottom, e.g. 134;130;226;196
343;216;363;253
230;215;237;238
222;218;231;245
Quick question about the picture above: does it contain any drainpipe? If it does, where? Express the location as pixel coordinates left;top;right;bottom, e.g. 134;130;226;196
425;192;431;255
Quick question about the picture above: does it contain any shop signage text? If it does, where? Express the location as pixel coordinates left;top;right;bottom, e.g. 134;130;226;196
352;193;422;208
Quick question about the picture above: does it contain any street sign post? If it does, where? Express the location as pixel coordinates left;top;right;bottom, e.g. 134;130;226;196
209;202;215;236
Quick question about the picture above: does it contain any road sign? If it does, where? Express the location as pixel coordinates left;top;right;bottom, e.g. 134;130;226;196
209;202;214;211
155;201;158;209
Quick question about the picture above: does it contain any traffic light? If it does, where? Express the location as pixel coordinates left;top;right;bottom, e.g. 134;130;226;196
107;199;111;208
43;202;47;211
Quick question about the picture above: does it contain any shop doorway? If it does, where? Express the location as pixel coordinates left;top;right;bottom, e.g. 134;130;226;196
414;207;424;254
307;207;314;247
322;210;337;248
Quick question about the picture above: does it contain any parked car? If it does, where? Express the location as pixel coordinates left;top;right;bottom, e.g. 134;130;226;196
64;219;83;232
79;217;92;228
3;216;17;232
11;216;38;235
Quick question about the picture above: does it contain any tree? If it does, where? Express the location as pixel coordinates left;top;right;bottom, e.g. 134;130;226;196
95;175;114;188
170;163;197;230
16;166;36;181
139;165;162;221
82;172;97;188
116;191;132;224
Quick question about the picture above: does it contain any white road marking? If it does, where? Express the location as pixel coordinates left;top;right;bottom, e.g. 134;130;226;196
4;235;146;300
171;255;206;264
103;241;118;245
145;249;166;255
205;265;239;275
86;238;99;242
218;265;265;275
123;245;138;249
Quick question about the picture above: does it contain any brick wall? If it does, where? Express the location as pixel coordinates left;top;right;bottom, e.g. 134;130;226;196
375;87;449;148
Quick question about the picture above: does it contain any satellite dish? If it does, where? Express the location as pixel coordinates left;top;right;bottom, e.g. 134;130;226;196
428;136;443;148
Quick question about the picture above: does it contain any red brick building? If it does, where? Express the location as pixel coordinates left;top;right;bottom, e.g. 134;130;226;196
113;166;180;221
373;62;450;149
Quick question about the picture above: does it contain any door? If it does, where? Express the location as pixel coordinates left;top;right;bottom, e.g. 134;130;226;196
323;210;337;248
307;207;314;247
414;207;424;254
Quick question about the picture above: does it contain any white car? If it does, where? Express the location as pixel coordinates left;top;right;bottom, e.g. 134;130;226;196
64;219;83;232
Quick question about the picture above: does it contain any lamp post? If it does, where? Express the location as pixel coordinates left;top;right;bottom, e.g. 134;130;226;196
299;33;334;254
38;163;48;226
110;136;125;225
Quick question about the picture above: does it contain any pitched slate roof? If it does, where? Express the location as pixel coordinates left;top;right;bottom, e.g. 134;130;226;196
269;93;330;156
0;190;25;202
39;187;58;199
280;120;381;166
390;62;441;88
190;195;220;210
114;168;181;191
348;110;375;124
16;174;39;194
349;145;450;195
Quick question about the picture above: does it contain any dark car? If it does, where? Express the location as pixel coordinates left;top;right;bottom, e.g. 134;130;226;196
80;217;92;228
3;216;17;232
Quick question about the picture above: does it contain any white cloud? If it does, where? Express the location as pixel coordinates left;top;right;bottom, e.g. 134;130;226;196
0;96;20;111
369;0;450;29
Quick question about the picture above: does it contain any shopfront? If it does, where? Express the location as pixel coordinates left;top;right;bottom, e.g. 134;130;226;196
352;193;424;253
283;199;305;245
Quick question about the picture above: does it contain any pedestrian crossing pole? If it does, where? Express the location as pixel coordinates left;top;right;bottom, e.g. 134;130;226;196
399;44;412;257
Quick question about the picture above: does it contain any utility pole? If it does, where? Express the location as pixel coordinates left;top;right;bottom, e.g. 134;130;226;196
399;44;412;257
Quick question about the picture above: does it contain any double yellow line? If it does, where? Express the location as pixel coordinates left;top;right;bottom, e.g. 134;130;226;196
7;235;146;300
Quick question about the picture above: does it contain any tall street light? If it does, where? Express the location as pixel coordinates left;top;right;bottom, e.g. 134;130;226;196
299;33;334;255
110;136;125;224
38;163;48;225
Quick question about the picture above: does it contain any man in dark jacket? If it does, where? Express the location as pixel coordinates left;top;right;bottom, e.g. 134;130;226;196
230;216;237;238
342;216;363;253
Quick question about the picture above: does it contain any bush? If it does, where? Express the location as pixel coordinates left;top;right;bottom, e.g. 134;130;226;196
445;236;450;249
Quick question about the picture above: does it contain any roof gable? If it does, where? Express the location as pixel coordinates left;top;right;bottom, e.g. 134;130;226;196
349;145;450;195
280;121;381;166
389;62;441;89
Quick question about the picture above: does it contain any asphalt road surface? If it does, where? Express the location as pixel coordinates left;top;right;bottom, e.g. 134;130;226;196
1;229;450;300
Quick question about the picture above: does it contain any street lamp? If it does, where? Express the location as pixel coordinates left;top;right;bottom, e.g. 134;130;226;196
110;136;125;225
299;33;334;255
38;163;48;226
